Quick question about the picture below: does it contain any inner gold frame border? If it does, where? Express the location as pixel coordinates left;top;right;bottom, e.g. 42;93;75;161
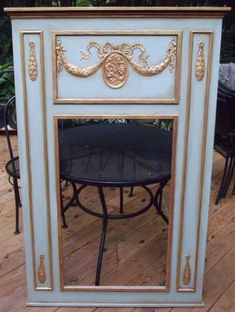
177;30;213;292
21;31;53;291
54;114;178;292
52;30;182;105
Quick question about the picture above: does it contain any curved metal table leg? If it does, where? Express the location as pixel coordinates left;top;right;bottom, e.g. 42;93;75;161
129;186;134;197
95;186;108;286
61;181;77;228
154;180;169;225
69;183;160;285
120;187;124;214
216;156;229;205
222;157;235;199
13;177;20;235
232;166;235;195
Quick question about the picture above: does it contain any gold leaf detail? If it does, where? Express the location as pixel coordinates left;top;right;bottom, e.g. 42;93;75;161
56;39;177;89
38;254;46;284
28;41;38;81
103;52;128;89
183;255;191;285
129;40;176;76
56;40;104;77
195;41;205;81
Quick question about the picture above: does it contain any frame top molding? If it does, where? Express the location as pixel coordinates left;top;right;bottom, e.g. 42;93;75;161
5;6;231;19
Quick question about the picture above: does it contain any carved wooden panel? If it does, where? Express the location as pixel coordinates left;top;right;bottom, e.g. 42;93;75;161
52;31;182;104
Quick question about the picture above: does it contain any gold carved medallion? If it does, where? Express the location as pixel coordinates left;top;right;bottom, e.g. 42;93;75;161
195;41;205;81
183;255;191;285
28;41;38;81
56;39;177;89
38;254;46;284
103;52;128;88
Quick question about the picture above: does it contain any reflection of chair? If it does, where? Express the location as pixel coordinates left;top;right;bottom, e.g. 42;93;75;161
4;96;21;234
214;82;235;204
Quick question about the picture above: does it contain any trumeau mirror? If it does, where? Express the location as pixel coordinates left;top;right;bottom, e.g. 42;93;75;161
5;5;230;307
55;116;177;290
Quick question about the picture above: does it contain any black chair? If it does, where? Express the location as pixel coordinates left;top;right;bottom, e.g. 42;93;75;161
4;98;70;234
4;96;21;234
214;82;235;204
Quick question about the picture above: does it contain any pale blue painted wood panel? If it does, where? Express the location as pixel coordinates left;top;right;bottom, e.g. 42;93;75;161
11;15;223;307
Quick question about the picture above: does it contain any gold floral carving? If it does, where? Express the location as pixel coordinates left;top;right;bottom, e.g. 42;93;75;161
195;41;205;81
56;39;177;89
38;254;46;284
183;255;191;285
28;41;38;81
103;52;128;88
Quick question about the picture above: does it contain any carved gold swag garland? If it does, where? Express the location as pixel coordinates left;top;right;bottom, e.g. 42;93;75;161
56;39;177;89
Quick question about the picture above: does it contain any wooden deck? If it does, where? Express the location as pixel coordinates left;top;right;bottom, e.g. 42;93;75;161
0;135;234;312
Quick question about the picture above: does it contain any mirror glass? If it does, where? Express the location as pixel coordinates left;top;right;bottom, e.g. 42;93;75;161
56;117;175;288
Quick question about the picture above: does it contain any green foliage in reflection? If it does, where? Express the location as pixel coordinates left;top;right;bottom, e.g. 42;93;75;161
0;63;14;106
154;119;173;131
0;11;14;106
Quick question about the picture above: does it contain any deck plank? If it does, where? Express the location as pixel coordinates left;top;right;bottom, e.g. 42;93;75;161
170;246;235;312
209;281;235;312
0;135;234;311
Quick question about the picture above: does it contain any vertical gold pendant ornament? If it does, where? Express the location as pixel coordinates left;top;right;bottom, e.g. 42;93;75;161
28;41;38;81
38;254;46;284
183;255;191;285
195;41;205;81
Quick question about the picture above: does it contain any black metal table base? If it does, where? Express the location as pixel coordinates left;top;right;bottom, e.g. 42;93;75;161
215;155;235;205
61;181;169;286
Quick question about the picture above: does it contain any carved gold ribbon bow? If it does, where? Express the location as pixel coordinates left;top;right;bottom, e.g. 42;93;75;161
56;39;177;89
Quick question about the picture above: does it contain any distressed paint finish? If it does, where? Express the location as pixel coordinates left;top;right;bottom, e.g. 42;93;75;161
6;7;226;307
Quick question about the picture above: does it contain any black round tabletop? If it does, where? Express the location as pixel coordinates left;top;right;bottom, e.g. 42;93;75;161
59;123;172;187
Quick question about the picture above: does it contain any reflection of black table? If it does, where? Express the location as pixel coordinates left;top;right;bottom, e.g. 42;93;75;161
59;123;172;286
